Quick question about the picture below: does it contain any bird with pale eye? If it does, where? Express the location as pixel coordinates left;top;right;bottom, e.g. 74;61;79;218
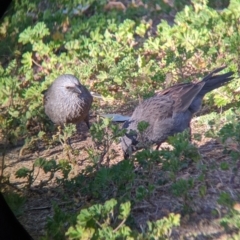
43;74;93;130
121;66;235;159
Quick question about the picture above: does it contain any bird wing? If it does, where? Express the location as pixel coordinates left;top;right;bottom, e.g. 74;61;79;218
131;95;174;123
123;95;175;133
157;82;205;113
123;95;175;148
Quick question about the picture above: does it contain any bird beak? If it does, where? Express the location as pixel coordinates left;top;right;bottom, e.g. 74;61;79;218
75;85;82;94
67;85;82;94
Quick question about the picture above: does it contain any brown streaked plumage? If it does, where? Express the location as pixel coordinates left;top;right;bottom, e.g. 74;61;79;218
121;66;234;158
43;74;93;128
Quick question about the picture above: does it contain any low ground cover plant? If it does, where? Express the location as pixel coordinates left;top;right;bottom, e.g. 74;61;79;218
0;0;240;239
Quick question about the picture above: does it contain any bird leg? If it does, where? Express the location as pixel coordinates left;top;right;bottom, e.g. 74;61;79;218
188;123;192;142
156;143;162;150
84;115;91;129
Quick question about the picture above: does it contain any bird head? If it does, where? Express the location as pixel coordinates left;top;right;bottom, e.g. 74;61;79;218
54;74;84;95
63;75;84;95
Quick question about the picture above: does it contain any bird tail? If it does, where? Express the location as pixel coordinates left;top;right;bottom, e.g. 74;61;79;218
199;66;234;96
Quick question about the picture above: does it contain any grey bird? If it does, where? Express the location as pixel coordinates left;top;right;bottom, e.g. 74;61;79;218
121;66;234;158
43;74;93;128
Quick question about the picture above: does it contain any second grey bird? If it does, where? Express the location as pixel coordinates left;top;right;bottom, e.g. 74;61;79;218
43;74;93;128
121;66;234;158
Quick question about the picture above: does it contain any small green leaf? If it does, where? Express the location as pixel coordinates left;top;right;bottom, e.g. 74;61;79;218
15;167;31;178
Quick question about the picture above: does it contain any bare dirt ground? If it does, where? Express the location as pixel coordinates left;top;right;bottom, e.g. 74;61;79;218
2;102;239;239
